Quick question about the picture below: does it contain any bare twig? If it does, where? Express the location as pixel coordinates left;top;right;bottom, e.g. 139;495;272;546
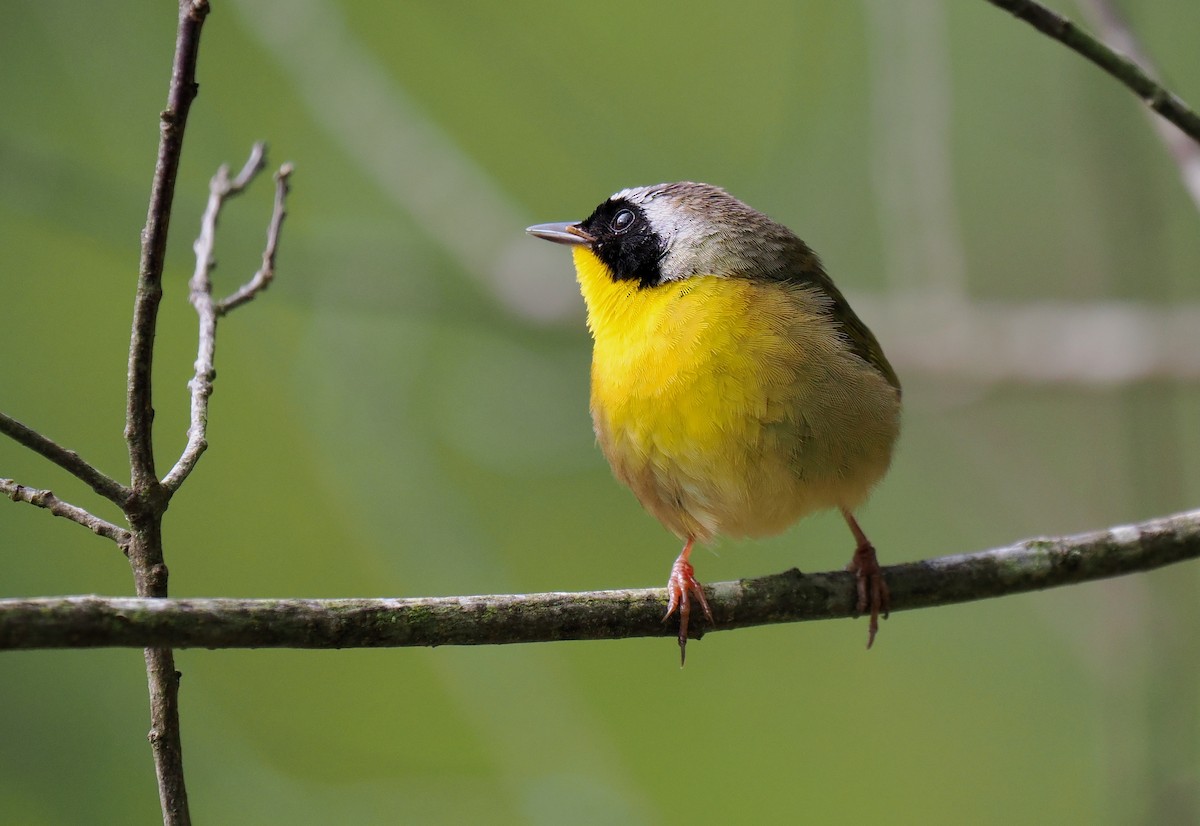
160;144;263;494
1075;0;1200;210
122;2;211;823
984;0;1200;145
191;144;269;306
217;163;294;316
161;150;292;494
0;412;129;505
1;479;129;545
144;645;186;825
126;1;208;496
3;508;1196;651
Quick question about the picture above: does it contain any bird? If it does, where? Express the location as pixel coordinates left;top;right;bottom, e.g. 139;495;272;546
527;182;901;662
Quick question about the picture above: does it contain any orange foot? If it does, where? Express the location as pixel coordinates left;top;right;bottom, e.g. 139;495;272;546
843;510;891;649
663;538;714;666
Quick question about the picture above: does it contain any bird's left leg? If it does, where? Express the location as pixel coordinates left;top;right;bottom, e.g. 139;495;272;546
842;509;890;649
664;537;714;665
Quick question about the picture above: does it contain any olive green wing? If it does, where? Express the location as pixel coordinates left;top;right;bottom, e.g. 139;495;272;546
813;272;901;394
766;250;901;395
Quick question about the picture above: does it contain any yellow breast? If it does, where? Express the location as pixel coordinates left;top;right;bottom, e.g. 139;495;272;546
573;246;900;543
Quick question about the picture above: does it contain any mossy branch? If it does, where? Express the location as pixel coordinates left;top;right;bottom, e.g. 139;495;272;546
3;508;1196;652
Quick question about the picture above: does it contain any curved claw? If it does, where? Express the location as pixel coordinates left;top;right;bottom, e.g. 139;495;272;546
842;510;891;649
663;540;713;666
847;540;890;649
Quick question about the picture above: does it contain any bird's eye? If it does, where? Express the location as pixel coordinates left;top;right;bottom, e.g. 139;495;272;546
610;209;635;233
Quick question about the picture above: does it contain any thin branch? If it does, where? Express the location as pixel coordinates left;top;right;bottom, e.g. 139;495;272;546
1;478;129;545
125;0;209;494
161;148;292;494
216;163;294;316
123;3;210;824
161;144;263;491
144;645;186;826
0;412;130;505
3;508;1196;651
984;0;1200;145
1075;0;1200;210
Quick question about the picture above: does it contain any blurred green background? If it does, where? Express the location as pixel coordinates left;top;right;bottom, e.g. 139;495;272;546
3;1;1199;823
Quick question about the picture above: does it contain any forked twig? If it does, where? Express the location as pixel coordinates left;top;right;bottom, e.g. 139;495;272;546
0;413;129;506
161;148;293;494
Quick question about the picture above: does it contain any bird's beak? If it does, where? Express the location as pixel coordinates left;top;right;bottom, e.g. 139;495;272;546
525;221;596;247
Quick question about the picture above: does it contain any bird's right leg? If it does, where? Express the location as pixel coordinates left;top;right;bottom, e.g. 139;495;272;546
842;509;890;649
664;537;714;665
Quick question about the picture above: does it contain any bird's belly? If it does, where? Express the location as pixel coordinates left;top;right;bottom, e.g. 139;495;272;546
588;279;900;543
596;408;809;541
594;383;871;542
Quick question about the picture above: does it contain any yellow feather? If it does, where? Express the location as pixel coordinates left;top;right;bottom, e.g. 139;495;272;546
573;246;900;543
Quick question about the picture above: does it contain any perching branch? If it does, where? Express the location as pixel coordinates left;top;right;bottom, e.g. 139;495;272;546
985;0;1200;145
0;479;129;545
0;412;129;505
3;508;1196;651
161;146;294;494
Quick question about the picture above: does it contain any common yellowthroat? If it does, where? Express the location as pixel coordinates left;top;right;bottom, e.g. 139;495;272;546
528;183;901;661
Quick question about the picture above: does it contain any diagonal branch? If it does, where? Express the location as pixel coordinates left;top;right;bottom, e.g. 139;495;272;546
2;508;1196;652
984;0;1200;145
1;478;129;545
0;412;130;505
161;148;293;494
1075;0;1200;210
